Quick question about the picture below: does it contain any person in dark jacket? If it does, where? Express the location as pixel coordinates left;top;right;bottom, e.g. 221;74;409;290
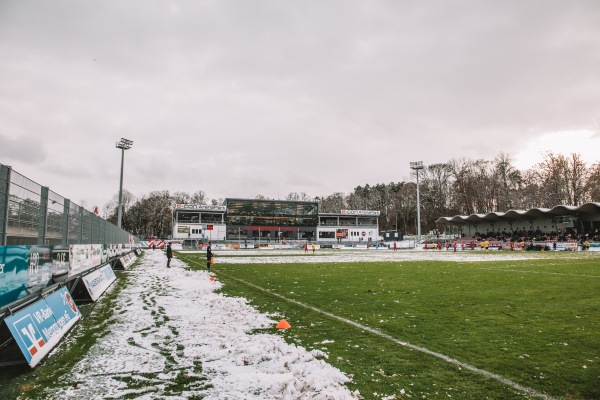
206;241;213;270
166;243;173;268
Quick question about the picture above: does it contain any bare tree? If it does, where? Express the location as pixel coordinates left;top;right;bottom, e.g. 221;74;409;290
449;158;476;214
105;189;135;226
535;152;588;206
585;162;600;202
191;190;207;204
518;169;545;209
172;191;191;204
493;152;523;210
566;153;587;206
398;182;417;234
319;192;347;213
420;163;452;223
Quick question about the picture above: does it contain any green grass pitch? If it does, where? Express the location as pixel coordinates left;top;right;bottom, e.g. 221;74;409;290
178;251;600;400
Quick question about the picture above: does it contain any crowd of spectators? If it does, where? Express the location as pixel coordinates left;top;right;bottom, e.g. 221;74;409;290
470;228;600;244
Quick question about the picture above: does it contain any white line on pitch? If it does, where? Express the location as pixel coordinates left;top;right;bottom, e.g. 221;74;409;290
221;273;558;400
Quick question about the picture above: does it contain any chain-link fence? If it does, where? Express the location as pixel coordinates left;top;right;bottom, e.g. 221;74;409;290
1;163;135;246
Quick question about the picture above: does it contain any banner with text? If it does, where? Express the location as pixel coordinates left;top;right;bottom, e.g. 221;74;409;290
4;287;81;367
69;244;104;276
0;246;54;309
82;264;117;302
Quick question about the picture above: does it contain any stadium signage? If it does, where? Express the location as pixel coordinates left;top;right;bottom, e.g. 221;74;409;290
340;210;381;216
70;244;103;276
175;204;226;211
336;228;348;238
82;264;117;302
116;252;136;270
3;287;81;367
0;246;54;309
1;244;131;309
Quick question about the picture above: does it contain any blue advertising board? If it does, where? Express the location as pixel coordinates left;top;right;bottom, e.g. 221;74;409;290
4;287;80;367
0;246;30;308
1;244;128;309
0;246;64;309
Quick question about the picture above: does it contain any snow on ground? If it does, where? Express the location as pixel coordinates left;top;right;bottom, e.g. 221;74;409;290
46;250;360;400
199;248;552;265
43;248;599;399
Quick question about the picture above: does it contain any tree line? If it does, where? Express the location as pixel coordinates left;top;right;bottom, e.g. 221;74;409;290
104;152;600;239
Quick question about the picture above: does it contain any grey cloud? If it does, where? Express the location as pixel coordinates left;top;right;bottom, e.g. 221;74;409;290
1;0;599;207
0;133;46;164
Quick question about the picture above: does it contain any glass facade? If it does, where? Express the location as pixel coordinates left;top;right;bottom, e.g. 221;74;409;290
318;215;378;227
225;199;318;227
175;211;223;224
177;212;200;223
172;201;381;243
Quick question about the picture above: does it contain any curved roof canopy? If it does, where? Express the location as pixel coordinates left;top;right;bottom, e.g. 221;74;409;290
435;202;600;224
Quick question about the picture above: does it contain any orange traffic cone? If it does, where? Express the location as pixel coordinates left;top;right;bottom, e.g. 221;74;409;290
276;319;291;329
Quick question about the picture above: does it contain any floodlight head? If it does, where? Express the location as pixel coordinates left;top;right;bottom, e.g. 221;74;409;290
116;138;134;150
410;161;424;170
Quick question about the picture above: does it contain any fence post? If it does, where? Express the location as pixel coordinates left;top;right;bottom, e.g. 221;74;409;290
0;164;11;246
78;206;83;243
62;199;70;246
38;186;49;245
89;211;93;244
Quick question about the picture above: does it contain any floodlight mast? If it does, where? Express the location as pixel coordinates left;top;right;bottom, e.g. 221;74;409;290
115;138;134;229
410;161;424;245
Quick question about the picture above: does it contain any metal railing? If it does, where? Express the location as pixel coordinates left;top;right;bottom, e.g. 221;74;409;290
0;163;134;246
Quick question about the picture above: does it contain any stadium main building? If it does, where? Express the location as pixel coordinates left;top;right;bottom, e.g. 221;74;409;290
171;198;381;245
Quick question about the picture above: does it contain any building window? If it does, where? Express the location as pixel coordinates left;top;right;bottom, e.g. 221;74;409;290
319;231;335;239
225;199;318;227
177;212;199;223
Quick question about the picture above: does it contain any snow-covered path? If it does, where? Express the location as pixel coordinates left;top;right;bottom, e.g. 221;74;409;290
46;250;360;400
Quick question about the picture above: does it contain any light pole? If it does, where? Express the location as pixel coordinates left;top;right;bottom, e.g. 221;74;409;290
115;138;133;229
410;161;424;245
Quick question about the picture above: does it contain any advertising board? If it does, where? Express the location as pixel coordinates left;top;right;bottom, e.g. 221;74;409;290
0;246;29;307
0;246;54;309
1;243;133;309
336;228;348;239
116;252;137;270
82;264;117;301
69;244;103;276
51;245;69;280
3;287;80;367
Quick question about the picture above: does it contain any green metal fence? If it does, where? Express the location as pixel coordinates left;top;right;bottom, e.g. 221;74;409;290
0;163;134;246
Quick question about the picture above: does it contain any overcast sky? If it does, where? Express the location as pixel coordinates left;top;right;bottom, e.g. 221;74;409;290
1;1;599;211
